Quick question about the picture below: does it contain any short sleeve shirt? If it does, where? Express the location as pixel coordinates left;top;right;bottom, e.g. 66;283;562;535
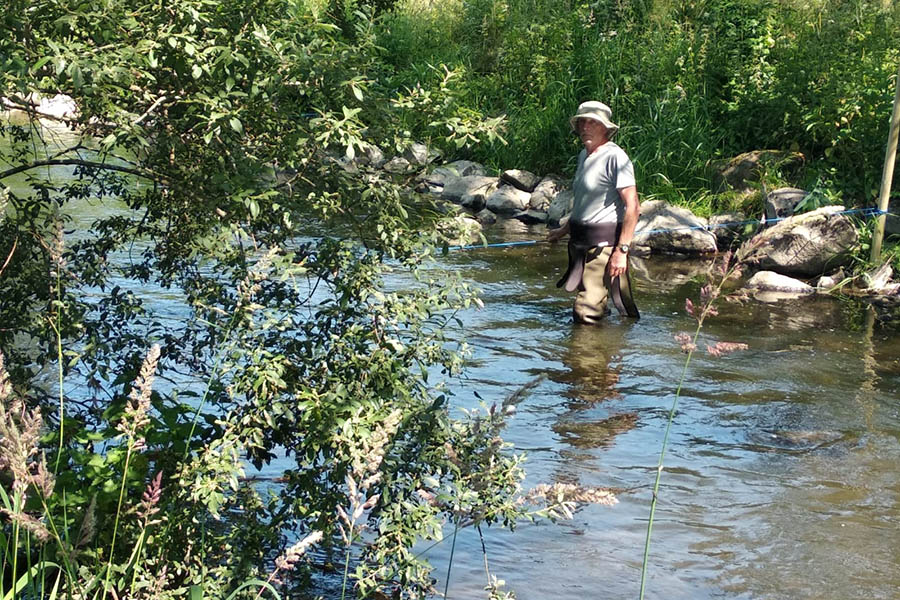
569;142;636;225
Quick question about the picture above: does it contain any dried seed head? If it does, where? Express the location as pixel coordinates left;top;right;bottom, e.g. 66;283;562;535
1;508;51;542
138;471;164;522
706;341;749;357
274;530;324;573
118;345;161;438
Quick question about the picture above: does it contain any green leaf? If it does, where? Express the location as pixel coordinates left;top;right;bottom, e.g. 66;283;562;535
229;117;243;133
192;64;203;79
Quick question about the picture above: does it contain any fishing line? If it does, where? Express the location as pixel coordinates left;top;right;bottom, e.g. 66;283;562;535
444;207;891;252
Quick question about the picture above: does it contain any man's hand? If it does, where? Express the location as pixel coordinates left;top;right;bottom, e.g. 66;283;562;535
608;248;627;277
547;222;570;243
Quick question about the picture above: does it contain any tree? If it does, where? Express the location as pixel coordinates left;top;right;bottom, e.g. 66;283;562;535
0;0;521;597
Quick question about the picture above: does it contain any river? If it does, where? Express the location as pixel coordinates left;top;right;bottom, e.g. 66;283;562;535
401;220;900;600
4;125;900;598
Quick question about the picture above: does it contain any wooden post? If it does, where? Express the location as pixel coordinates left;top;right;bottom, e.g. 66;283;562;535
870;62;900;264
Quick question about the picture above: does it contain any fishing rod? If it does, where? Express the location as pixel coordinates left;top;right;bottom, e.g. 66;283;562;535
444;207;891;252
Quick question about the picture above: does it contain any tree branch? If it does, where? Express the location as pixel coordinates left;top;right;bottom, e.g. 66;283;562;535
0;159;161;183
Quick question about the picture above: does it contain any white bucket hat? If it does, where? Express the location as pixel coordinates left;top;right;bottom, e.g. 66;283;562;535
570;101;619;137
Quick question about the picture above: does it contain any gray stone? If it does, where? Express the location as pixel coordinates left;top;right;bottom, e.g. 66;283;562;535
383;156;411;174
886;198;900;237
404;142;440;166
460;190;488;211
745;271;814;293
500;169;541;192
423;161;487;188
360;144;386;168
439;215;483;246
547;189;574;225
765;187;806;223
475;209;497;225
862;262;893;292
737;206;858;276
708;211;755;249
745;271;815;302
513;210;548;224
485;186;531;214
441;176;499;204
635;200;717;254
710;150;805;191
529;177;564;211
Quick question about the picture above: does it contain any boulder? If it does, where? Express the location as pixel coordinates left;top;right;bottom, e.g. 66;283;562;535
547;189;574;225
737;206;858;276
816;267;846;292
765;187;806;222
441;175;499;204
485;185;531;214
529;177;564;211
500;169;541;192
513;210;548;224
634;200;717;254
710;150;805;192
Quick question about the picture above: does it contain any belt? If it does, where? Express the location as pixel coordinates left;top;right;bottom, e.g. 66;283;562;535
556;221;640;318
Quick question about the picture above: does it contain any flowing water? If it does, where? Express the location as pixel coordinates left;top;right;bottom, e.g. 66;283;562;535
407;221;900;600
5;126;900;598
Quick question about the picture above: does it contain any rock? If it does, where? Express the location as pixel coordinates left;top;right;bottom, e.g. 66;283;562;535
422;160;487;188
816;268;845;291
745;271;814;293
383;156;411;174
485;185;531;214
745;271;815;302
886;197;900;237
861;262;893;293
475;209;497;225
737;206;858;277
441;175;498;204
634;200;717;253
710;150;805;192
439;215;483;246
765;187;807;223
461;189;488;211
529;177;564;211
500;169;541;192
361;144;386;168
548;189;574;225
404;143;440;166
708;211;755;249
513;210;548;224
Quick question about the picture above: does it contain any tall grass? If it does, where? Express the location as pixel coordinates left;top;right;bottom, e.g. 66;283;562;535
377;0;900;207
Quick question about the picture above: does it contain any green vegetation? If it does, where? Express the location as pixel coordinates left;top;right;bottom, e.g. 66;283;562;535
379;0;899;210
1;0;898;598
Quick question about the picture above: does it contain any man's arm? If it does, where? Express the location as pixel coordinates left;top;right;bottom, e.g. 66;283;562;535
608;185;639;277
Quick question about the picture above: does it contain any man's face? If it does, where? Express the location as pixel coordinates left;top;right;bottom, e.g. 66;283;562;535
577;118;608;148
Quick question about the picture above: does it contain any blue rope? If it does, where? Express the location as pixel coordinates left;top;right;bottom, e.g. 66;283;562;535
444;207;891;251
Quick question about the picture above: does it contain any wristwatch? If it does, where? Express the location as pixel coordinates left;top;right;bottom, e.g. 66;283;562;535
617;243;630;255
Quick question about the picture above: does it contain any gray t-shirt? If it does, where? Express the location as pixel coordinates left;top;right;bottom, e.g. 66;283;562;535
570;142;636;224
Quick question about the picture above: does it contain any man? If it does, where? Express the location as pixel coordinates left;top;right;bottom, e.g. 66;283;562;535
548;101;640;323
